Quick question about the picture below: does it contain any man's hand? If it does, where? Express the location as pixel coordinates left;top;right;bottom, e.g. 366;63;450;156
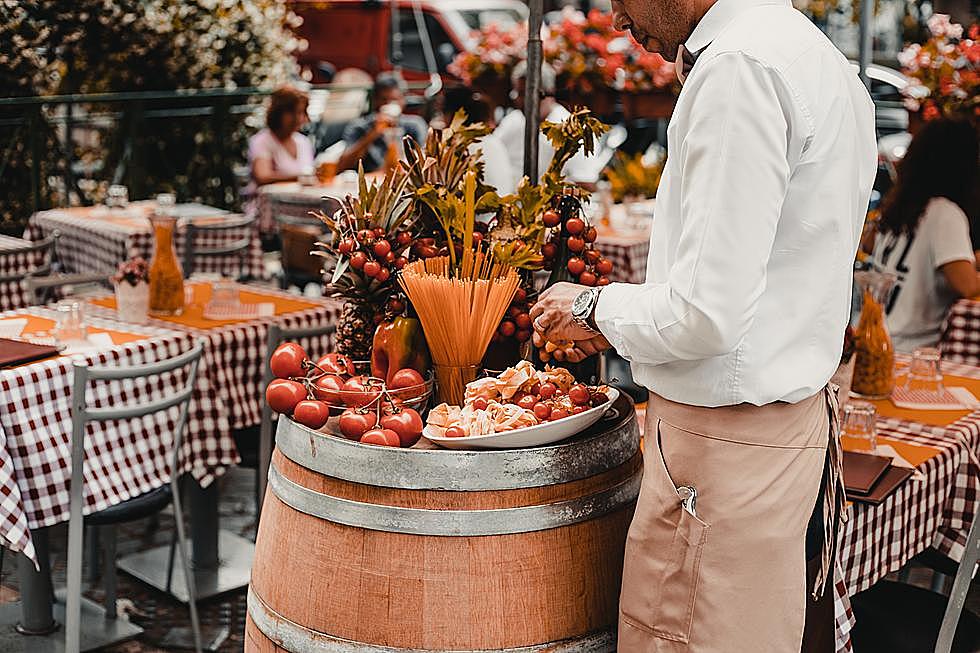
532;331;611;363
530;282;611;362
530;282;596;343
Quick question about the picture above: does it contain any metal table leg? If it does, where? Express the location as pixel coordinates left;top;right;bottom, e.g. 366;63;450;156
0;528;142;652
15;528;56;635
116;476;254;603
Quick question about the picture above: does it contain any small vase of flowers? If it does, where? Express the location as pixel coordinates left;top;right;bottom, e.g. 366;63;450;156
113;257;150;324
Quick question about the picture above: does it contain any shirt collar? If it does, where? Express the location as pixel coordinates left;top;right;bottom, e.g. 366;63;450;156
684;0;792;54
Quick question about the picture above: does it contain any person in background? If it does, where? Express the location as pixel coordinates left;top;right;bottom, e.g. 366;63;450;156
441;88;517;195
336;73;427;173
871;118;979;351
493;61;600;187
248;86;315;188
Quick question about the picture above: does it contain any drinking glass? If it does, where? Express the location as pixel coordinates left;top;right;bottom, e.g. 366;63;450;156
106;184;129;209
53;301;88;343
905;347;944;396
211;279;239;309
841;401;877;453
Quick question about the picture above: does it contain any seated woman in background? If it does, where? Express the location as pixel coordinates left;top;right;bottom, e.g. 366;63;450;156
871;118;979;351
248;86;315;188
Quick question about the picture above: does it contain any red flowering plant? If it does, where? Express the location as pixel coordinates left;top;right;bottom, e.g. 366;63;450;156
448;22;528;87
898;15;979;121
112;257;149;287
544;8;676;96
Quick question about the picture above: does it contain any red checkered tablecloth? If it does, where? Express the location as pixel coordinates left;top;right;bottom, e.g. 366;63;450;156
832;357;980;652
0;309;233;566
254;182;349;236
0;235;50;311
27;202;264;280
1;286;343;566
596;229;650;285
940;297;980;368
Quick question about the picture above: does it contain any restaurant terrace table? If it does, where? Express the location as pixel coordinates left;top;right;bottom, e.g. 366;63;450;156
831;356;980;651
0;283;341;648
0;308;229;648
81;281;342;603
254;179;354;237
27;201;264;280
0;234;48;311
594;222;651;285
940;297;980;368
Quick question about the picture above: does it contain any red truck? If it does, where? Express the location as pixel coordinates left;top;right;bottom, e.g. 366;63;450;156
289;0;528;85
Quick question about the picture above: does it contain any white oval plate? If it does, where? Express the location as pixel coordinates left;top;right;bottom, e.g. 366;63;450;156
423;387;620;450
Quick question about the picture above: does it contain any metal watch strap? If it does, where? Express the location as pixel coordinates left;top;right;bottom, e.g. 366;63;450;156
572;288;601;334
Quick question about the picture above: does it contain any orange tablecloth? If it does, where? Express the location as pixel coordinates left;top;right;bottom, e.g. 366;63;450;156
870;373;980;428
89;282;322;330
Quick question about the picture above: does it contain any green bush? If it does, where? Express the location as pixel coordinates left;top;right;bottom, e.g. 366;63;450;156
0;0;303;234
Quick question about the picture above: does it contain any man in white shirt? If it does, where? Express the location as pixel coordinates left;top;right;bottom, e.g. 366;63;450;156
530;0;877;650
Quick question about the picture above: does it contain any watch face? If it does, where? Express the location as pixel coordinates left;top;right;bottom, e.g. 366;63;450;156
572;290;592;317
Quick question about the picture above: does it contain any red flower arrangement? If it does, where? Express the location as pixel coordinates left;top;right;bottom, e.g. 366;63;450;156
448;22;529;87
898;15;979;121
545;8;676;96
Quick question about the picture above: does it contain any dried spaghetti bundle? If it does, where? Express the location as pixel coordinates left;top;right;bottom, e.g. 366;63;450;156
399;249;519;405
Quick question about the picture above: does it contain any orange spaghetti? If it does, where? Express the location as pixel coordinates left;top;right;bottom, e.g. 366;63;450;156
399;249;519;405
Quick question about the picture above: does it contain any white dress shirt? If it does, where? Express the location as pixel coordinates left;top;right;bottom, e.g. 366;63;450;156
594;0;878;406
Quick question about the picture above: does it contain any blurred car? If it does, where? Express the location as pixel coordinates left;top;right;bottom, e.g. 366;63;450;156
849;62;909;135
289;0;528;86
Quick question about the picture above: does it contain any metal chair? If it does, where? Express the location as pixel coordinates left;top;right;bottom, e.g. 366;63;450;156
240;322;336;521
850;512;980;653
0;234;58;284
182;214;257;280
27;272;113;304
65;341;206;653
274;212;330;291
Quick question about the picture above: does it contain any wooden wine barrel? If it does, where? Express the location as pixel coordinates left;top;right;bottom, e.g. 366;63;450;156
246;394;640;653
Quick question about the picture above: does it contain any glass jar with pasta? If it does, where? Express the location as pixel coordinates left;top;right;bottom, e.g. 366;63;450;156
850;271;897;399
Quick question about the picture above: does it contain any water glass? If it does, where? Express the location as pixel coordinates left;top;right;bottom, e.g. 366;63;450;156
211;279;239;309
905;347;944;396
53;301;88;343
106;184;129;209
841;401;877;453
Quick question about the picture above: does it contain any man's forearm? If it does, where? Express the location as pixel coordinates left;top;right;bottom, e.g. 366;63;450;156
337;131;379;171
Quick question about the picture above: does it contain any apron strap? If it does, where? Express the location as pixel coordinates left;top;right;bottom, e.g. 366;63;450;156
813;384;847;599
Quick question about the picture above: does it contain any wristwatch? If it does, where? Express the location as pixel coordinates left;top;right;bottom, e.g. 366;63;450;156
571;287;602;334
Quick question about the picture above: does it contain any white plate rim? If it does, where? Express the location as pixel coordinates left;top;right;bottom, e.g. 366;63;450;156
423;386;620;446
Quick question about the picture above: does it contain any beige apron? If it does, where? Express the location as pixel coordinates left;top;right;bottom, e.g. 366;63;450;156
618;387;844;652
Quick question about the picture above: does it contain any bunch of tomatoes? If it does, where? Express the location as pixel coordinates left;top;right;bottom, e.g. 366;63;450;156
493;286;533;344
541;208;613;287
264;342;427;448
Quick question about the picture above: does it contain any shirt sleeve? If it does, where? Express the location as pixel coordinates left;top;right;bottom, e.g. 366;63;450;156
924;198;975;268
248;131;274;165
594;52;805;365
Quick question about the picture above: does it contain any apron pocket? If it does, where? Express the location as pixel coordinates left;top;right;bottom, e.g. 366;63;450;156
621;419;709;645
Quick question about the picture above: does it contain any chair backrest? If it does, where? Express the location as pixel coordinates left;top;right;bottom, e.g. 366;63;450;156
935;512;980;653
0;234;58;283
275;213;328;283
70;340;206;493
256;322;336;516
27;272;112;304
182;214;257;279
